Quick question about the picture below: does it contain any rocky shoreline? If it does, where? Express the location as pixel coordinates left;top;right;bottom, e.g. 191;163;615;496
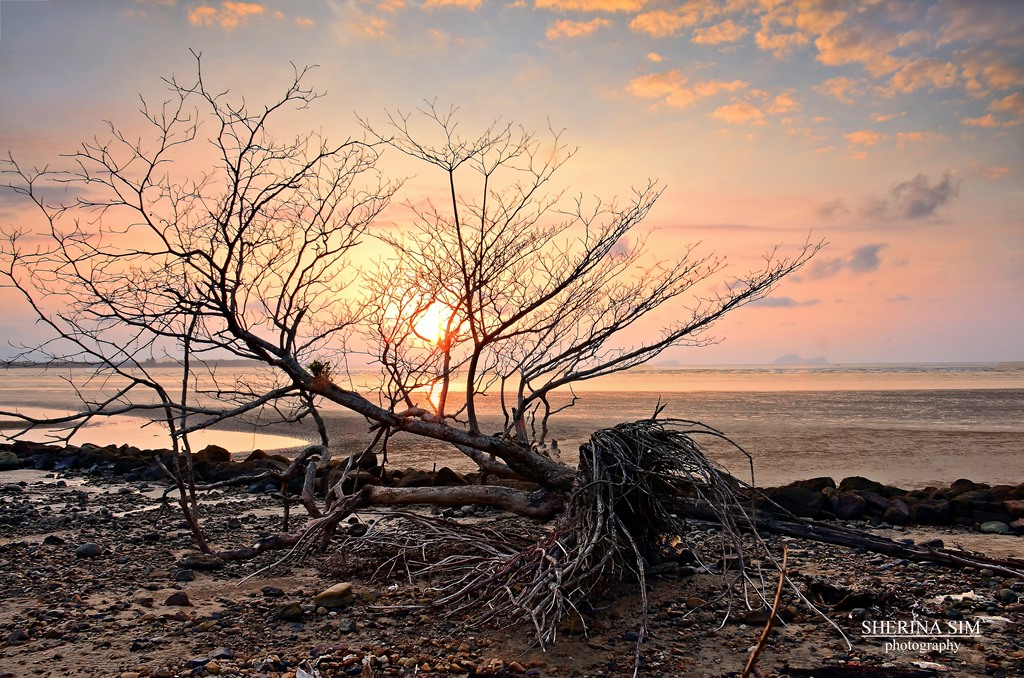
4;440;1024;535
1;441;1023;677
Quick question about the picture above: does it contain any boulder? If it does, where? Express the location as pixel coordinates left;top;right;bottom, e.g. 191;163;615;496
1004;499;1024;519
0;449;20;470
978;521;1011;535
314;582;355;609
764;485;824;518
856;491;892;517
946;478;990;498
789;477;836;493
882;499;911;526
194;445;231;465
434;466;467;486
910;498;950;525
829;492;866;520
838;476;889;496
165;591;192;607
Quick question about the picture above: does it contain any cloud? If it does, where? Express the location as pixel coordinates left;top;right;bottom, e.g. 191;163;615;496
895;131;949;148
711;100;765;125
692;19;748;45
187;1;265;30
629;10;696;38
845;130;885;147
750;296;819;308
546;17;610;39
817;198;850;220
814;23;902;76
814;76;863;105
966;91;1024;127
810;244;888;279
646;52;663;62
536;0;647;12
888;58;958;94
424;0;482;8
294;15;316;27
626;71;746;109
959;50;1024;96
861;172;961;221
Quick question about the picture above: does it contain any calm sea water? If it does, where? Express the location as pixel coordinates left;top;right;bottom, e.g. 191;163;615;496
2;362;1023;488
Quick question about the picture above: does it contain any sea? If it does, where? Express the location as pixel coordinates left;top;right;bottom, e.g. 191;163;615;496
2;362;1023;490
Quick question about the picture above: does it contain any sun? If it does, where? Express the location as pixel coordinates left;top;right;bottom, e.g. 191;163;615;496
411;301;449;345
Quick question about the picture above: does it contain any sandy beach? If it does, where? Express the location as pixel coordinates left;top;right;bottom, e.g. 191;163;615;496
1;464;1023;678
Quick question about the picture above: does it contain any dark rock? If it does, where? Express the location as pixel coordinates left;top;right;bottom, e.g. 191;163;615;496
179;552;224;570
764;485;824;518
910;499;950;525
6;629;28;643
392;469;433;488
829;492;866;520
838;476;889;496
194;445;231;465
998;589;1019;604
947;478;990;498
978;521;1011;535
857;491;892;516
1003;499;1024;519
165;591;192;607
973;509;1014;525
43;534;66;546
175;569;196;582
75;542;103;558
261;586;285;598
209;647;235;660
0;450;20;470
434;466;467;486
276;602;304;622
789;477;836;493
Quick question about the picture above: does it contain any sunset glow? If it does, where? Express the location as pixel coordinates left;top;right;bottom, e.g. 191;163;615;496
0;1;1021;365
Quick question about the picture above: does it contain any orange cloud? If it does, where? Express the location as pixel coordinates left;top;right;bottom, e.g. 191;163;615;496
845;130;885;147
547;17;611;39
187;1;265;30
627;70;746;109
991;91;1024;117
961;114;1003;128
896;131;949;148
815;25;901;76
536;0;647;12
814;76;862;105
629;10;694;37
711;101;766;125
692;19;748;45
294;16;316;27
755;26;809;58
424;0;482;8
646;52;663;63
768;90;799;114
889;58;958;94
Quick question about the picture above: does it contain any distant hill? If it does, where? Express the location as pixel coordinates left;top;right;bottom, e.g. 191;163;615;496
773;354;829;365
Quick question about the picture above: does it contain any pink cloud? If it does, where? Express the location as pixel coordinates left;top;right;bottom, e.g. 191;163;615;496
187;1;266;30
546;17;611;39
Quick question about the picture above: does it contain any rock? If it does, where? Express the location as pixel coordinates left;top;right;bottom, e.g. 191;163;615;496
829;492;867;520
838;476;889;496
75;542;103;558
910;499;950;525
43;534;66;545
204;660;221;675
1010;518;1024;535
434;466;467;486
790;477;836;493
276;602;304;622
1004;499;1024;519
998;589;1019;604
764;485;824;518
393;469;433;488
314;582;355;609
882;499;911;526
194;445;231;465
262;585;286;598
0;450;21;470
209;647;234;660
179;552;224;570
165;591;192;606
979;521;1011;535
175;569;196;582
6;628;28;643
946;478;989;498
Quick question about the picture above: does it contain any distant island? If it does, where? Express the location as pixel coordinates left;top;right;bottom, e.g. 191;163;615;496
773;353;829;365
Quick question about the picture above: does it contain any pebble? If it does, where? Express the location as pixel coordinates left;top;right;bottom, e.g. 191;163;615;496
74;542;102;558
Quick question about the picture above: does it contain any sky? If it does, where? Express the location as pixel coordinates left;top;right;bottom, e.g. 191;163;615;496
0;0;1022;366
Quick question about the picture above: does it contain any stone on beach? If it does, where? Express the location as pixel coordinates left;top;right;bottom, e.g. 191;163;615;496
314;582;355;608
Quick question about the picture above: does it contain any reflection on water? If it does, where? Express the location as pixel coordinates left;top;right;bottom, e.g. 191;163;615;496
2;362;1023;486
0;408;311;453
